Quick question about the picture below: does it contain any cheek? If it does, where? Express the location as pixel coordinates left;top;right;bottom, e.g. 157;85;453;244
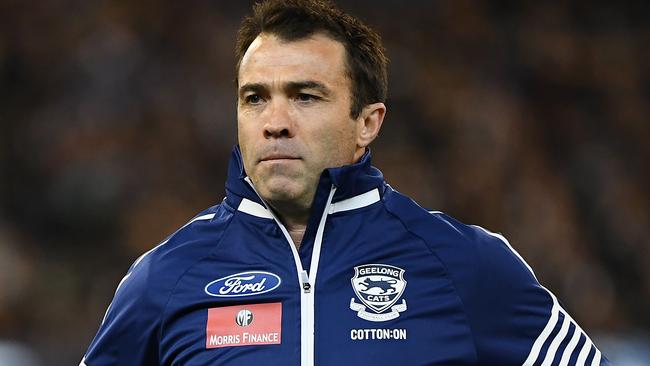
238;112;261;143
237;119;258;171
312;120;357;165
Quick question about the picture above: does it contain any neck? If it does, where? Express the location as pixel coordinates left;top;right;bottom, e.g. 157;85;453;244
279;213;308;249
267;202;310;249
286;224;307;250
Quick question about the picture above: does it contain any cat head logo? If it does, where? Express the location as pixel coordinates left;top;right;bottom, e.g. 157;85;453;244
350;264;407;322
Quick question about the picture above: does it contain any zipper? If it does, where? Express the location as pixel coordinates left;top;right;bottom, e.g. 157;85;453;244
245;178;336;366
302;187;336;366
301;270;311;293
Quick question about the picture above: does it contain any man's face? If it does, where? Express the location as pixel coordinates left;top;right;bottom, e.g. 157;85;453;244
237;33;360;211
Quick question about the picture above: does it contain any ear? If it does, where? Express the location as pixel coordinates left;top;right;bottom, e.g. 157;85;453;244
356;102;386;149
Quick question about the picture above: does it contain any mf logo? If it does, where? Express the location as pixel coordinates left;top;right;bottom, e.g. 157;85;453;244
350;264;407;322
235;309;253;327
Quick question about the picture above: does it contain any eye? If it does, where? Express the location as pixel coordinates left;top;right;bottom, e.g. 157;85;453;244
244;94;263;105
296;93;318;102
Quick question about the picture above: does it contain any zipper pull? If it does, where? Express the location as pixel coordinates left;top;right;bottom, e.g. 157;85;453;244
301;270;311;293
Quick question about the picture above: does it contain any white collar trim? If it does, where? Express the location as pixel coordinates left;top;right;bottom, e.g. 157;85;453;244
237;187;380;219
329;188;380;214
237;198;274;219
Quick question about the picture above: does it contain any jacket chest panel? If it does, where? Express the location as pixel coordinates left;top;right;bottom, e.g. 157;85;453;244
314;219;476;364
159;247;302;365
161;206;476;365
314;265;476;365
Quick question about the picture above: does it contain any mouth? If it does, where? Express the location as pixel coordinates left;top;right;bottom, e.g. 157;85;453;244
259;154;301;162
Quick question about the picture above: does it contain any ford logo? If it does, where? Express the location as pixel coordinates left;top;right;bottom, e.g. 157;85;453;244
205;271;281;297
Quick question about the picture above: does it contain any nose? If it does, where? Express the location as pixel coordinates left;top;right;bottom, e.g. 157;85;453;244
263;98;294;139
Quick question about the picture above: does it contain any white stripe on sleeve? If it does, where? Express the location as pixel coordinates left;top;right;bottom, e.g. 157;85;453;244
558;325;583;366
540;313;571;366
591;349;602;366
471;225;605;366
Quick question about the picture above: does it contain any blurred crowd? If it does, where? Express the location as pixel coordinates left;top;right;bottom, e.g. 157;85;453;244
1;1;648;364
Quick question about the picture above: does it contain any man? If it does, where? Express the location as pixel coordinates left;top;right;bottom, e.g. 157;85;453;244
81;0;610;365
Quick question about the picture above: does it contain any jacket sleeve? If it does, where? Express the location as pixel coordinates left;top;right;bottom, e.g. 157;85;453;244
80;253;161;366
459;225;611;365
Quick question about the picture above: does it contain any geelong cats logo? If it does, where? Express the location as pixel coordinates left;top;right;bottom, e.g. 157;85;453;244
350;264;407;322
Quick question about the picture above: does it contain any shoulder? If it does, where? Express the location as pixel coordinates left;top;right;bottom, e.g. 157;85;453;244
102;202;235;323
124;203;235;299
382;187;548;344
83;203;236;364
382;188;610;364
382;186;537;288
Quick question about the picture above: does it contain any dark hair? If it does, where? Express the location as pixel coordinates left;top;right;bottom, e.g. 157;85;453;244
235;0;388;118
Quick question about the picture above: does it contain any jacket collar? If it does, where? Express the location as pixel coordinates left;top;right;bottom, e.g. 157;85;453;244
224;145;384;210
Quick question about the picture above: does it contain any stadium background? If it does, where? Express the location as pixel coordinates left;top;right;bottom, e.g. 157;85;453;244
0;1;648;364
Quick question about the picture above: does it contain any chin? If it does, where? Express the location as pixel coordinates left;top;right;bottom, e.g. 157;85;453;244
264;188;299;202
258;180;303;202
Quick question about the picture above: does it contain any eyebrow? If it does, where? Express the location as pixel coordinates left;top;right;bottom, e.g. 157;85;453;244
285;81;331;96
238;83;266;99
238;80;332;98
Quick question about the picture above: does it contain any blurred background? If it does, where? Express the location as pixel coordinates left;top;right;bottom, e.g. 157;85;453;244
1;0;648;364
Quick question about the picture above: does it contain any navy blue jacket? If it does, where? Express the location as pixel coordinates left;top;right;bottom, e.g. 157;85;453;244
81;147;610;365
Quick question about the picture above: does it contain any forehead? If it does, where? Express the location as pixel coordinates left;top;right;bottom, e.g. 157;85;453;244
238;33;349;89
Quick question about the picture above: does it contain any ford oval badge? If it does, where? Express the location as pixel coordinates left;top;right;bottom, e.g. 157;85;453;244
205;271;281;297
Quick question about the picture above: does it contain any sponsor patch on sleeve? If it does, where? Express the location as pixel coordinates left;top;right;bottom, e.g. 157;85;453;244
206;302;282;349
